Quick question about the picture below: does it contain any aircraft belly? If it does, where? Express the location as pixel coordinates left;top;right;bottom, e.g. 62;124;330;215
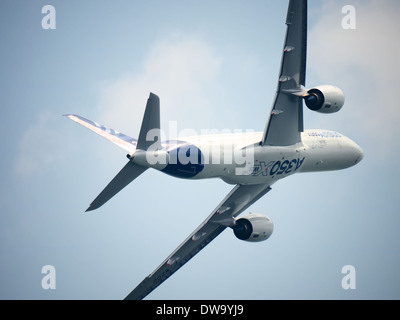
197;145;308;184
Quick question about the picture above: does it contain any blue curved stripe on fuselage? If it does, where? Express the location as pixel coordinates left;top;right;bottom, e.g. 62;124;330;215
162;144;204;178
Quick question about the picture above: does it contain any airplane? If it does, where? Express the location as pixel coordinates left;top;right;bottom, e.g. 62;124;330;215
65;0;364;300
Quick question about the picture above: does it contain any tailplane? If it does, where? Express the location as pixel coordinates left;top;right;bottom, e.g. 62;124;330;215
63;114;137;154
67;93;161;211
85;162;147;212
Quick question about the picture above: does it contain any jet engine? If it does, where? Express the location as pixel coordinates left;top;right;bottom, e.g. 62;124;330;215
232;214;274;242
303;85;345;114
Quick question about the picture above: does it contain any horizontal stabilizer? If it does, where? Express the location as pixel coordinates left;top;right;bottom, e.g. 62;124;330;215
64;114;137;154
86;161;148;212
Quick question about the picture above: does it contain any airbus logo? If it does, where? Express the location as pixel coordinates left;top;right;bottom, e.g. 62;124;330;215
251;157;305;176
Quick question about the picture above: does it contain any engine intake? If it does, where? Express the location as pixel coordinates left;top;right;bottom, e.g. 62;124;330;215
304;85;345;114
232;214;274;242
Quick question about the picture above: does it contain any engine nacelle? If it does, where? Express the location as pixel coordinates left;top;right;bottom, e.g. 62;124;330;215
303;85;345;114
232;214;274;242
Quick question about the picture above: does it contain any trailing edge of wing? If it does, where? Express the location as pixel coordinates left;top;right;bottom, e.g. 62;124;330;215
261;0;307;146
64;114;137;154
124;183;272;300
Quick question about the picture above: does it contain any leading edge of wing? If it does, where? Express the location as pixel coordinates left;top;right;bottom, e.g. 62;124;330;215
124;183;272;300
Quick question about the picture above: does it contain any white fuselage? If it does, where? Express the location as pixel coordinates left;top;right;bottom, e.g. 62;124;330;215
132;129;364;187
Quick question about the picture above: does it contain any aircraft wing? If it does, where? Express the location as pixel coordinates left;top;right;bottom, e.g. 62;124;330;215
125;183;272;300
261;0;307;146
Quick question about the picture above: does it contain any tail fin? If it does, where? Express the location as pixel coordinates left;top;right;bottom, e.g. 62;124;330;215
85;92;160;211
136;93;161;151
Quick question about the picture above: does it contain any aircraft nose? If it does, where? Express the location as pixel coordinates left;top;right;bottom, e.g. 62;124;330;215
352;142;364;165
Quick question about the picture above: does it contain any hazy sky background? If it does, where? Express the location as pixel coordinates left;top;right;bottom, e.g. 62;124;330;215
1;0;399;299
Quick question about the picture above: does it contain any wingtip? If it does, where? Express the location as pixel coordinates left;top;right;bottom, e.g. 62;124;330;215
149;92;159;100
86;204;101;212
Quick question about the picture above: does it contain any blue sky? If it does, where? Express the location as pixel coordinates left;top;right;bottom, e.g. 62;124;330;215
1;0;399;300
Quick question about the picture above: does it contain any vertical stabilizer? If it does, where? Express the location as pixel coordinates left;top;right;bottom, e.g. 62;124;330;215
85;93;161;211
136;93;161;151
